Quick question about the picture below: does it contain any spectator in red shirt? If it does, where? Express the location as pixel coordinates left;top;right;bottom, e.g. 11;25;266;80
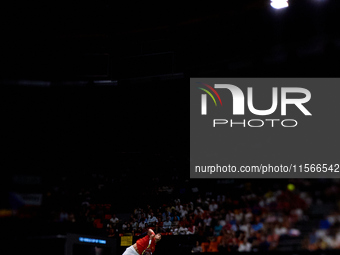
188;215;195;226
180;216;190;228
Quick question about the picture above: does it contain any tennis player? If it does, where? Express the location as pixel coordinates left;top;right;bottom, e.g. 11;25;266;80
122;229;161;255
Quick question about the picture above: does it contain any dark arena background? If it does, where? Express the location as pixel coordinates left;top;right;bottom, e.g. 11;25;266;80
2;0;340;255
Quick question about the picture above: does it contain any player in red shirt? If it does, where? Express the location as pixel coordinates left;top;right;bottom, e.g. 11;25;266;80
122;229;161;255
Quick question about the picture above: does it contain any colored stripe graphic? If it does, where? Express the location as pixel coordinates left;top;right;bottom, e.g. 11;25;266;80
202;83;222;106
198;87;217;106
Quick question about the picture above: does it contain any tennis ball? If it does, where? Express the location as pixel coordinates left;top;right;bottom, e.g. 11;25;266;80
287;184;295;191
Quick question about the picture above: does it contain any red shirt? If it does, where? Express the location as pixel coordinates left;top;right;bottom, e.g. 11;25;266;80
136;233;156;254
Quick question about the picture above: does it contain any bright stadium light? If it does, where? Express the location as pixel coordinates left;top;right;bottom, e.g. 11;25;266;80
270;0;289;9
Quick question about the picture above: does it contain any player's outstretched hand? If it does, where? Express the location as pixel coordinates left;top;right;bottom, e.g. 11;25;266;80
148;229;155;238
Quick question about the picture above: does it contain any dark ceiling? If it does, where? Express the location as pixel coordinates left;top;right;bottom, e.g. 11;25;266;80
1;0;340;174
0;0;339;80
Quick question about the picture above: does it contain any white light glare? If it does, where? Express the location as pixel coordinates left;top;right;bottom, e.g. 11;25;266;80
271;0;289;9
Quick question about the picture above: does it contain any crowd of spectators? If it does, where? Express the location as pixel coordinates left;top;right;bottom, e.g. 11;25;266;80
8;153;340;252
304;182;340;251
70;180;312;252
40;177;340;252
306;212;340;250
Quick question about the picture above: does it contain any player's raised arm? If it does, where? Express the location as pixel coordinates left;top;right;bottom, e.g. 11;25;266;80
147;229;155;239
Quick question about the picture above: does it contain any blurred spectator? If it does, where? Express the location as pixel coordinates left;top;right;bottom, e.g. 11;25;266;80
68;212;76;222
131;218;138;231
140;213;147;224
274;223;288;236
192;241;202;253
59;208;68;222
204;213;212;229
122;221;128;231
162;216;172;232
125;223;133;234
162;208;170;222
238;236;252;252
209;199;218;212
179;204;188;218
214;223;223;237
155;217;163;233
194;206;204;216
187;224;196;235
142;223;149;233
178;223;187;235
139;220;146;230
147;212;158;226
110;214;119;225
170;226;179;235
128;214;134;223
171;211;180;227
